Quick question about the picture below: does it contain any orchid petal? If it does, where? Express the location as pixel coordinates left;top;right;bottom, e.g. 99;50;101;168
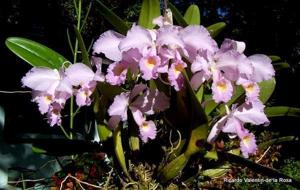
47;102;62;126
22;68;61;94
130;89;169;115
93;30;124;61
119;25;153;53
215;50;246;81
139;120;157;143
108;92;129;121
129;84;147;102
157;25;184;49
248;54;275;82
180;25;218;60
190;71;206;90
32;92;53;114
105;61;128;86
238;129;257;158
212;74;233;103
234;101;269;125
168;60;187;91
131;108;145;126
207;115;227;143
220;38;246;53
222;117;242;134
108;115;121;130
139;54;161;80
65;63;95;86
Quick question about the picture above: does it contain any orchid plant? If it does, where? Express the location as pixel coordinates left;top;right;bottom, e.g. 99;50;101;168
4;0;300;189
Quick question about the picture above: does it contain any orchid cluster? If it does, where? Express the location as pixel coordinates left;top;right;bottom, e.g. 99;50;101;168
21;61;104;126
21;15;275;158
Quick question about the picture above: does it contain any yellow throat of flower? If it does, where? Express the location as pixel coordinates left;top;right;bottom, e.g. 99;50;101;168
146;57;156;69
216;81;227;92
44;95;53;104
174;63;184;75
245;83;255;93
242;135;251;147
141;122;150;131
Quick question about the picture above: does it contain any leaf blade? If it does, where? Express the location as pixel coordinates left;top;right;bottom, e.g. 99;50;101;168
5;37;68;69
138;0;161;29
258;78;276;103
207;22;226;38
95;0;129;34
74;27;90;67
265;106;300;118
168;2;188;26
184;4;200;25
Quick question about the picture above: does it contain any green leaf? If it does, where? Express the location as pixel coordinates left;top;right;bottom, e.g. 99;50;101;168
113;125;129;177
184;4;200;25
32;146;47;154
202;149;239;178
258;78;276;103
74;26;90;67
202;164;231;178
138;0;161;29
204;99;218;116
129;135;140;152
259;136;298;150
182;71;208;124
95;0;129;34
196;85;204;104
273;62;290;70
5;37;68;69
265;106;300;118
97;124;112;142
207;22;226;38
204;150;218;160
184;124;209;156
182;71;208;156
159;154;189;182
269;55;281;62
168;2;188;26
128;112;140;152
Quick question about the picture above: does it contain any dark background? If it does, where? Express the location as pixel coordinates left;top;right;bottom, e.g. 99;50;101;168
0;0;299;149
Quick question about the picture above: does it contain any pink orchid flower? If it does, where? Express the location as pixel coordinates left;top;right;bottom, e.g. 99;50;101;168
207;101;269;157
107;84;169;142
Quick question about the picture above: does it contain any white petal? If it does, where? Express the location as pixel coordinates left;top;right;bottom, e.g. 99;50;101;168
108;92;129;121
22;68;61;94
249;54;275;82
234;101;269;125
207;116;227;143
93;30;124;61
65;63;95;86
119;25;153;53
180;25;218;54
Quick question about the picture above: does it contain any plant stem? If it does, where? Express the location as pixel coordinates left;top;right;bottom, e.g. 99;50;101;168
69;96;74;140
59;125;71;139
69;0;82;140
21;173;26;190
